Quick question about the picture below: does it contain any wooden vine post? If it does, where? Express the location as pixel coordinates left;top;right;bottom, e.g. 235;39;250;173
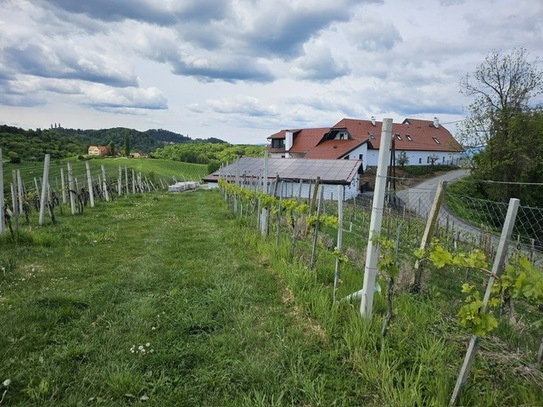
85;161;95;208
0;148;4;234
117;166;122;196
101;165;110;202
60;168;67;205
412;180;448;292
333;184;345;301
38;154;50;225
310;188;324;271
67;162;76;215
449;198;520;406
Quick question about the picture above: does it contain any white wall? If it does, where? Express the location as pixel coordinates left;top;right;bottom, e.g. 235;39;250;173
366;149;462;167
206;178;360;201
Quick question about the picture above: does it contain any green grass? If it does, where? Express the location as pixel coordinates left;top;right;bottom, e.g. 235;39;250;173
2;157;208;187
1;190;542;406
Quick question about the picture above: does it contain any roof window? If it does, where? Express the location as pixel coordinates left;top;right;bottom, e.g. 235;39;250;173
406;134;412;141
432;137;440;144
369;131;375;139
395;134;402;141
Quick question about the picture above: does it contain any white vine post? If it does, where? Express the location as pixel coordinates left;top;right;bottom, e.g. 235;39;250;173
125;165;129;194
101;165;109;202
67;162;76;215
38;154;50;226
360;118;393;319
117;166;122;196
85;162;95;208
60;168;67;205
449;197;520;406
333;184;345;301
0;148;4;234
17;170;23;214
132;169;136;194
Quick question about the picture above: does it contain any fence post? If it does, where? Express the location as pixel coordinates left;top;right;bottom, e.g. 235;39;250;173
360;118;393;319
449;198;520;406
38;154;50;226
67;162;76;215
86;162;95;208
412;180;448;292
333;184;344;301
0;148;4;234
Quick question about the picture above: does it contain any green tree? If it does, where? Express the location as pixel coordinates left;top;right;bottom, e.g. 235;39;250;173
124;131;131;157
396;151;409;169
458;48;543;203
108;140;115;156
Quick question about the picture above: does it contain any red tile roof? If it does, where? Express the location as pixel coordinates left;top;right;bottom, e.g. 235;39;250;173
332;118;463;152
289;128;328;153
304;139;364;159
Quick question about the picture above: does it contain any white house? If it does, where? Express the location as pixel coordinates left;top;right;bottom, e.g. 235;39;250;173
267;117;464;170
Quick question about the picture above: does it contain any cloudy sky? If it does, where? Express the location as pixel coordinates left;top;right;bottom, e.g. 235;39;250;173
1;0;542;144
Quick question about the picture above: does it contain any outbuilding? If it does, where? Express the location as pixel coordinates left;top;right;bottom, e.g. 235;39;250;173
203;157;362;201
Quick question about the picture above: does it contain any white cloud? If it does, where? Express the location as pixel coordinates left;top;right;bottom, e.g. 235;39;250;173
0;0;542;143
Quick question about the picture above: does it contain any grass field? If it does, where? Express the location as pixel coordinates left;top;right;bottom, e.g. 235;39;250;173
0;189;542;406
2;157;208;187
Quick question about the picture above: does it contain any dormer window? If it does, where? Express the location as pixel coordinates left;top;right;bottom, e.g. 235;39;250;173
432;137;440;144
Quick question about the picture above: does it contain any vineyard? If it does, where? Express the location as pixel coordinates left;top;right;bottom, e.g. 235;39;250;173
0;154;542;405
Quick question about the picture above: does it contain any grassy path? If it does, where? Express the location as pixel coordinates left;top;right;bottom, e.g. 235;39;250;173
0;191;356;406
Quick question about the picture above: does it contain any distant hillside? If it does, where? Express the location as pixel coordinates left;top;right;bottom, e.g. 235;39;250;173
0;124;226;160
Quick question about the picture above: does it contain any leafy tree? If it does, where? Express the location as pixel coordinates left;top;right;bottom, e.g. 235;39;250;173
108;140;115;156
396;151;409;169
458;48;543;204
124;131;131;157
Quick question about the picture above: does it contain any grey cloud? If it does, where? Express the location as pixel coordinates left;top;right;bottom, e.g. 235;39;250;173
39;0;230;25
242;0;376;57
4;44;137;88
292;44;351;81
83;85;168;111
172;56;274;83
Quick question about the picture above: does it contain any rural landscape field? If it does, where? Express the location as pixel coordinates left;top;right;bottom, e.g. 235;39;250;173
0;157;542;406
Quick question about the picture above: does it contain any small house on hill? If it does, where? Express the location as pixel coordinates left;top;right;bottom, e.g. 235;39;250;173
267;117;463;171
88;145;109;156
203;157;362;201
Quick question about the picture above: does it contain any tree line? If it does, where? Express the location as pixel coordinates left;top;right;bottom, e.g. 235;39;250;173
151;142;266;172
0;125;226;162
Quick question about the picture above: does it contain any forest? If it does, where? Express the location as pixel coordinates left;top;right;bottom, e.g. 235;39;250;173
0;125;226;161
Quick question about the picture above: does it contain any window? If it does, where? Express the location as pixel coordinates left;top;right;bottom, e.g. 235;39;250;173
395;134;402;141
271;139;285;149
369;132;375;139
406;134;412;141
427;156;430;163
432;137;440;144
359;154;363;160
419;158;422;164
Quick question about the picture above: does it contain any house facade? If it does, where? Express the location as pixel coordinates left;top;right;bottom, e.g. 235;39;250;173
88;145;109;156
267;117;463;170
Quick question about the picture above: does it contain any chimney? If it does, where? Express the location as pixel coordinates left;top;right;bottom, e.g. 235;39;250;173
433;117;439;129
371;116;376;126
285;131;293;154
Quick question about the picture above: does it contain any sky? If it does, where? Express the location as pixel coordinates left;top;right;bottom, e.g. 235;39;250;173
0;0;542;145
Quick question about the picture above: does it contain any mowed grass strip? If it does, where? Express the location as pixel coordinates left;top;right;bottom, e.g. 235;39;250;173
0;190;360;406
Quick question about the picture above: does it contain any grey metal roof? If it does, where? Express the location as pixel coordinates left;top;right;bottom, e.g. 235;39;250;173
211;157;361;185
